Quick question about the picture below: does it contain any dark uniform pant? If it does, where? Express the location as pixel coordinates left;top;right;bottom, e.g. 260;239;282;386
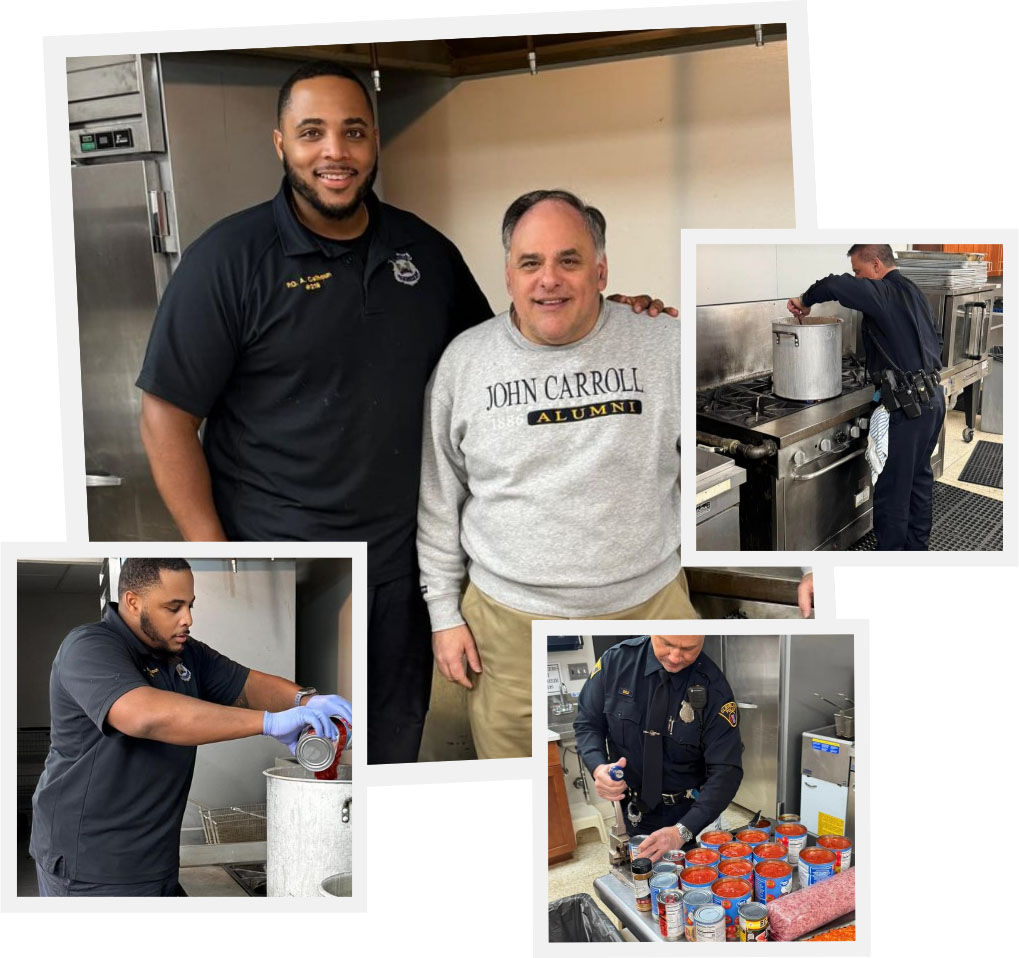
621;798;695;838
35;864;181;896
874;390;946;550
366;574;434;765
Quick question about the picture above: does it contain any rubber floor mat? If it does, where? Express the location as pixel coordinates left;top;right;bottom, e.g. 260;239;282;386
850;482;1002;551
957;440;1003;489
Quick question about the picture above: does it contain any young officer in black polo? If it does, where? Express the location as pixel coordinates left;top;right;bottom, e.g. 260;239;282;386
30;558;349;897
573;634;744;864
787;243;946;550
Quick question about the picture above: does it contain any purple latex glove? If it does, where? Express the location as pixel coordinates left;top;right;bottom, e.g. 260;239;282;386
305;693;353;738
262;706;337;755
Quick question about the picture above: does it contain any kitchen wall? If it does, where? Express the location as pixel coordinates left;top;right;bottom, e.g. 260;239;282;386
697;244;850;304
548;637;614;817
17;591;101;727
379;40;794;311
295;558;353;704
185;559;296;812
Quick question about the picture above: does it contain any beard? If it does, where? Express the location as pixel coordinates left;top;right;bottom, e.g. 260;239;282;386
282;150;378;223
139;609;186;661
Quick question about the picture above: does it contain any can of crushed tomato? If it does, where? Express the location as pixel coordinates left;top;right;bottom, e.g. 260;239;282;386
698;829;733;852
773;822;809;863
797;846;837;887
711;877;752;940
753;860;793;903
816;834;853;873
684;847;721;869
296;717;350;778
658;888;684;941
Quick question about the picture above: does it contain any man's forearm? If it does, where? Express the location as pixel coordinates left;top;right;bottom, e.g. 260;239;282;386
235;669;302;712
139;392;228;541
109;686;263;745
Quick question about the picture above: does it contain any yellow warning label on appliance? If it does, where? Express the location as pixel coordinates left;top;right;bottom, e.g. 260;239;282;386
695;480;731;505
817;812;845;836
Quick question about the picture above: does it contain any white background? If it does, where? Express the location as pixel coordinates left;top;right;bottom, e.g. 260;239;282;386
2;0;1017;954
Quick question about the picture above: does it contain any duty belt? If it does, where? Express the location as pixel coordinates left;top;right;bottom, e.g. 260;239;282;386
619;790;692;827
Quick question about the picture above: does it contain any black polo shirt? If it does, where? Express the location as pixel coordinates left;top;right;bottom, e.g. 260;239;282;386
802;268;943;377
138;182;492;583
573;636;743;836
29;605;248;883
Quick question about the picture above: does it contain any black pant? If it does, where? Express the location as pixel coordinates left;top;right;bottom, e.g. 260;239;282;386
35;864;181;896
621;799;694;837
366;573;434;764
874;390;946;550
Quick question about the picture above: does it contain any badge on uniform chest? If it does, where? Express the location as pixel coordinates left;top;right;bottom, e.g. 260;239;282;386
176;663;192;682
678;700;695;723
389;253;420;286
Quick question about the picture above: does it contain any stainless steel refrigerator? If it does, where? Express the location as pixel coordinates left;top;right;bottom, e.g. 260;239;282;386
67;52;308;539
702;634;854;821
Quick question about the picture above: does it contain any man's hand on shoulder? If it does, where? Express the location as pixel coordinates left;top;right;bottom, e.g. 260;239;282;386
607;293;678;318
432;624;483;689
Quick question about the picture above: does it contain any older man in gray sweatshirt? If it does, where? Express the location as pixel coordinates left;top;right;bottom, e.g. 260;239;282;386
417;190;691;760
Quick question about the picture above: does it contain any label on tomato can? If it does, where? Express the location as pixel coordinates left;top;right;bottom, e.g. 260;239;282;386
753;860;793;903
650;872;679;918
711;877;752;941
797;847;837;887
738;902;769;941
816;834;853;873
683;890;712;942
773;823;808;864
658;888;684;941
694;904;727;942
628;834;650;862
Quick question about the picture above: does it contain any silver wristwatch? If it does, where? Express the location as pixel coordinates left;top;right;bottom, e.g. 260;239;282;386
674;823;694;844
295;687;318;707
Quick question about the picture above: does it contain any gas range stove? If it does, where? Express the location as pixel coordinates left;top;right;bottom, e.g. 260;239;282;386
696;357;875;551
697;357;871;439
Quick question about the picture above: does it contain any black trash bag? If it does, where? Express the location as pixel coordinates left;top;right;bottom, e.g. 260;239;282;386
548;892;624;942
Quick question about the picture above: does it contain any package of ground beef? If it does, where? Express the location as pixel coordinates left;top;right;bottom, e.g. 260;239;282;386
766;866;855;941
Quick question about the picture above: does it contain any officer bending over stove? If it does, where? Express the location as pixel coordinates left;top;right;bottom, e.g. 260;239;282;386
573;634;743;864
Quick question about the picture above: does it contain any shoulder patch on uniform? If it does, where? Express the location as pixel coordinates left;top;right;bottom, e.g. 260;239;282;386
617;687;632;697
591;657;602;676
719;701;739;727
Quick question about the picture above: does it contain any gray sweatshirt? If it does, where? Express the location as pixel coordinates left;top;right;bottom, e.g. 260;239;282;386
417;298;681;631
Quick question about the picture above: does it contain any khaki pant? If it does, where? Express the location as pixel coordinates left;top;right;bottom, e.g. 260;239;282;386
461;574;698;760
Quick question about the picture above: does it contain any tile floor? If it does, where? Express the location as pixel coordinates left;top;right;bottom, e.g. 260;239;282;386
939;409;1003;502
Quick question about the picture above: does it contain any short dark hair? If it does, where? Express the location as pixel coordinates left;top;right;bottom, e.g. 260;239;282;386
502;189;607;258
847;244;896;267
277;60;374;127
118;558;192;600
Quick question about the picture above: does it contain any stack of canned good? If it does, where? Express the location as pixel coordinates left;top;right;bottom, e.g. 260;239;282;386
626;815;853;942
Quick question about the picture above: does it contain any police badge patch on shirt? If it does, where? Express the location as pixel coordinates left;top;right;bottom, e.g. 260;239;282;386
389;252;421;286
719;701;739;727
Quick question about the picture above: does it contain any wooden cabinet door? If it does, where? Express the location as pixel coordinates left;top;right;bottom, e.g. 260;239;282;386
548;741;577;863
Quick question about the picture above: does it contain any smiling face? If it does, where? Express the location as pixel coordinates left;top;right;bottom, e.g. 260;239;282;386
273;75;378;236
650;634;705;673
504;199;607;346
122;568;196;659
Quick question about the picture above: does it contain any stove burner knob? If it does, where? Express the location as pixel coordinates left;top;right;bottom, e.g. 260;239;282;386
849;425;861;439
792;450;807;466
819;438;834;453
856;417;869;431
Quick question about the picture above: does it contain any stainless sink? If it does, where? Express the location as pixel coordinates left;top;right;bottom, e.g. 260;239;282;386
548;721;576;738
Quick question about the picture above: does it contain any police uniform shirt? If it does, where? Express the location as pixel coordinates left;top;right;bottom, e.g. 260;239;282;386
30;606;249;883
573;636;743;836
801;269;943;377
137;182;493;584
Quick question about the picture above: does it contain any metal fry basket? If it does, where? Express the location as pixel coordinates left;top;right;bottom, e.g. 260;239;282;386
193;802;268;844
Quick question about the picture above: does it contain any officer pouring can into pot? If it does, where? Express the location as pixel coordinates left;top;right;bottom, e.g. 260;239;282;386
573;635;744;864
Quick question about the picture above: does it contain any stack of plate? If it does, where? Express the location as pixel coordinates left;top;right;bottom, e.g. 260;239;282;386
894;250;988;289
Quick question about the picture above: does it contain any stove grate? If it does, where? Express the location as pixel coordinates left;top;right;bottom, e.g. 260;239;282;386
849;482;1002;551
957;440;1003;489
